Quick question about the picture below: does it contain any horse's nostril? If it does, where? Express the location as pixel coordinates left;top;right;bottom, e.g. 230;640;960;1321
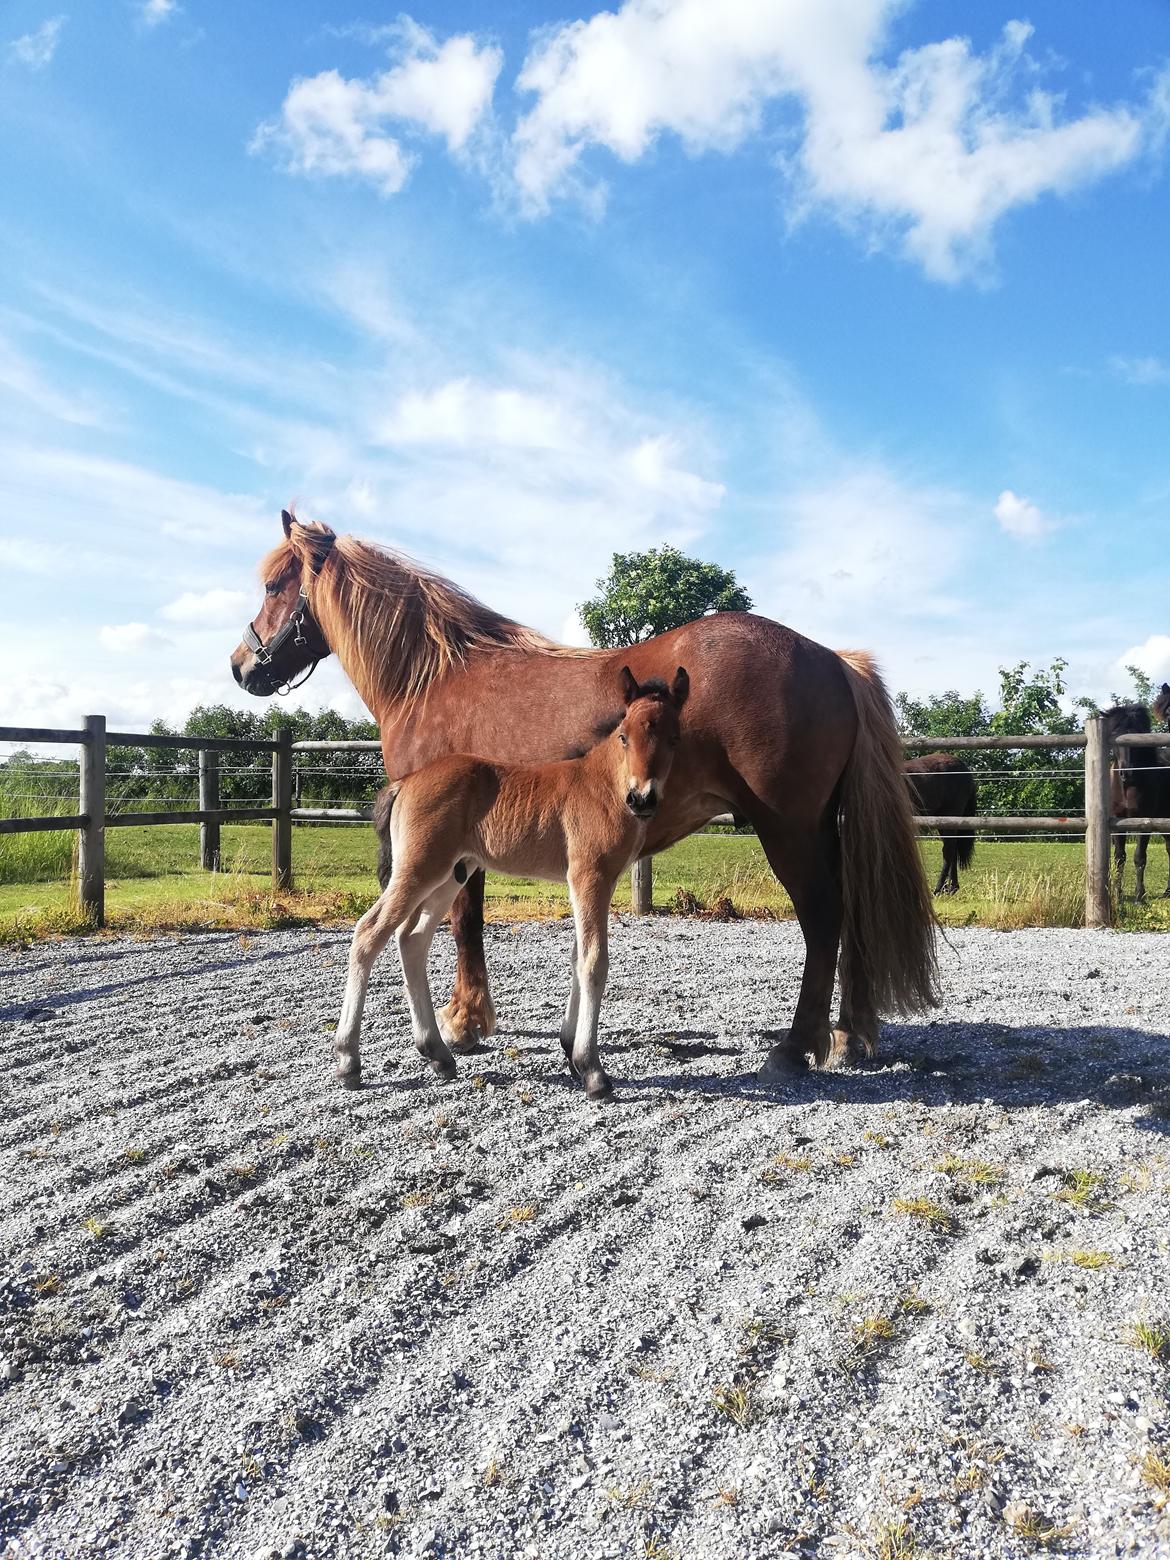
627;791;639;809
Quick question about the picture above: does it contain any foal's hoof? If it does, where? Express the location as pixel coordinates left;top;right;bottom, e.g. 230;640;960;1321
335;1066;363;1091
430;1053;458;1083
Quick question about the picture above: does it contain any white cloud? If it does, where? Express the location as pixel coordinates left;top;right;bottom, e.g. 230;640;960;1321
253;21;501;195
159;588;252;625
140;0;178;26
1118;634;1170;685
994;488;1058;541
1109;354;1170;387
99;623;173;653
377;377;576;451
514;2;1166;280
9;16;64;69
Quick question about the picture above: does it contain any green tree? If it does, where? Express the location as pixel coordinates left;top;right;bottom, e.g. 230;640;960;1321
897;659;1084;816
578;545;753;647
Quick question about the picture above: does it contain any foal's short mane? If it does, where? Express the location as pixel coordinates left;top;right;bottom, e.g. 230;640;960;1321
267;530;589;716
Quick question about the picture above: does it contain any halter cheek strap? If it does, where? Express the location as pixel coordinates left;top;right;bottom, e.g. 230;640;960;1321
242;532;335;694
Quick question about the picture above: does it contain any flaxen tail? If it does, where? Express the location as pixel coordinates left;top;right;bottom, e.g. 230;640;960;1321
836;651;939;1015
372;781;401;891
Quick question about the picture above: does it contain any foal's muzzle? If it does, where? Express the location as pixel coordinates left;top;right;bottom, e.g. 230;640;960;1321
626;789;658;819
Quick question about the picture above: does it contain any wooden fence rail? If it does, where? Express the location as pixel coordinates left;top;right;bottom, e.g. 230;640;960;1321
2;715;1169;928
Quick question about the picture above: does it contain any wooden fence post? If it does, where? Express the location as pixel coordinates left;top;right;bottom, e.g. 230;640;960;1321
631;857;653;914
1084;714;1112;928
272;727;293;891
199;749;220;871
79;714;106;926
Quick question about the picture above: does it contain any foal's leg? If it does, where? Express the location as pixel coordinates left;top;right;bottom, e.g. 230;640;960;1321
396;881;463;1081
567;871;615;1100
438;871;497;1052
335;871;433;1087
559;928;581;1070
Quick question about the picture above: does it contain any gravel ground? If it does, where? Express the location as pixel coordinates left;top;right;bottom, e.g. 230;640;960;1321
1;919;1169;1560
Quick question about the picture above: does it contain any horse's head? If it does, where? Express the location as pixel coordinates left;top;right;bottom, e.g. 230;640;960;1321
1155;683;1170;729
615;665;689;819
1103;702;1152;742
231;510;335;697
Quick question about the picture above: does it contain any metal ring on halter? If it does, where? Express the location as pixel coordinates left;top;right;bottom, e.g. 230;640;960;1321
240;533;335;691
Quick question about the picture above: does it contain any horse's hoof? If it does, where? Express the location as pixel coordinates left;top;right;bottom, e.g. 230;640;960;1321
585;1076;615;1102
818;1028;867;1071
336;1067;363;1091
432;1056;458;1083
758;1042;806;1081
439;994;496;1052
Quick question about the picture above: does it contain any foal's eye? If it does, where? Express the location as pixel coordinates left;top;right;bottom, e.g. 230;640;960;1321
619;732;628;746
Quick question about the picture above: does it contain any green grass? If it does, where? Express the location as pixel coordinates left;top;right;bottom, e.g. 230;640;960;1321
2;825;1168;938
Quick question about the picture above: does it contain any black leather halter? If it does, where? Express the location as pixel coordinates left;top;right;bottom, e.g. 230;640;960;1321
242;533;335;695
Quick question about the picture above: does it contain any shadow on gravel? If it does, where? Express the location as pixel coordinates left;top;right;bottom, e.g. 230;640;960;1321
622;1022;1170;1135
0;944;310;1023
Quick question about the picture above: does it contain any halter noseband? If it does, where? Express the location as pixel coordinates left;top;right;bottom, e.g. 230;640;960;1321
242;532;335;696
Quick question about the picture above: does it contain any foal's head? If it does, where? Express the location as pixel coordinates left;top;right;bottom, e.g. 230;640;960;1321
615;666;689;819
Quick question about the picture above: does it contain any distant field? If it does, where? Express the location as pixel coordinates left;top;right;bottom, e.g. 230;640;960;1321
1;822;1168;939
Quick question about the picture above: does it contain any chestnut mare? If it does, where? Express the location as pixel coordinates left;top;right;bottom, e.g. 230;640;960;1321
230;512;937;1073
334;668;688;1099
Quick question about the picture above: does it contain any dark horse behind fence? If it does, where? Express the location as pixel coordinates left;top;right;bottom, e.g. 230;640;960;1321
904;754;977;896
230;511;938;1074
1104;690;1170;902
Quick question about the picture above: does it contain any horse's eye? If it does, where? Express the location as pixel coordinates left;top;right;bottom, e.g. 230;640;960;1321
619;732;628;746
264;582;280;596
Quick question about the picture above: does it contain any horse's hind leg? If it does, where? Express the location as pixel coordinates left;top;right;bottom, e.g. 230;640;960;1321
933;831;953;897
438;871;497;1052
396;881;463;1081
753;814;844;1073
1162;835;1170;897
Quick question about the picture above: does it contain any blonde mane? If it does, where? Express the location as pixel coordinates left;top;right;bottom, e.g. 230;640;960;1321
266;528;588;718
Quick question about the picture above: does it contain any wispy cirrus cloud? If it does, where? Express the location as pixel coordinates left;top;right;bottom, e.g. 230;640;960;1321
9;15;64;69
1109;354;1170;387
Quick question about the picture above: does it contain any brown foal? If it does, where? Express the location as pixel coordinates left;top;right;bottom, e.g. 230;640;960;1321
333;667;689;1099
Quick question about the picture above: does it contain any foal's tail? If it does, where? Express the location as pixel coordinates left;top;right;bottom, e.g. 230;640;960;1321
835;651;939;1015
372;781;401;891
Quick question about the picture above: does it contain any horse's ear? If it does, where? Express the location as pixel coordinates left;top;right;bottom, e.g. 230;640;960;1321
1162;683;1170;698
281;509;295;538
619;666;639;705
671;666;690;708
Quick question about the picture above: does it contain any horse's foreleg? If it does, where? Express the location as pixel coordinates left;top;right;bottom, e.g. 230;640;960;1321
335;874;429;1088
397;882;462;1081
1133;833;1149;903
438;870;497;1052
567;873;614;1100
1113;834;1127;900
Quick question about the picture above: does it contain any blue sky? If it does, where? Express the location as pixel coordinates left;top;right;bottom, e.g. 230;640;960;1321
2;0;1169;729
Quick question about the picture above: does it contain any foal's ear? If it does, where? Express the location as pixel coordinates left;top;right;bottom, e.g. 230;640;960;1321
619;665;639;705
281;508;295;538
671;666;690;709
